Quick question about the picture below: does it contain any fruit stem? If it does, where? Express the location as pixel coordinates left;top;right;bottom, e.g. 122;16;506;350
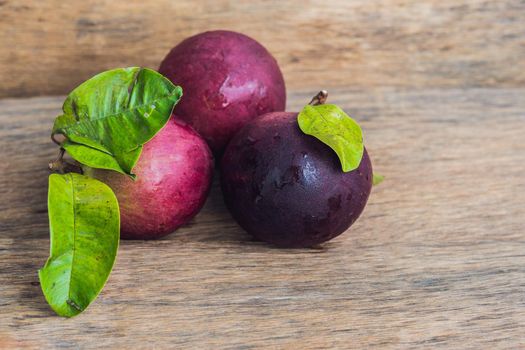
51;133;63;146
308;90;328;106
48;148;83;174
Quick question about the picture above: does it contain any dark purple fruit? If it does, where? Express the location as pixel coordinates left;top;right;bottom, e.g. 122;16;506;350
220;111;373;248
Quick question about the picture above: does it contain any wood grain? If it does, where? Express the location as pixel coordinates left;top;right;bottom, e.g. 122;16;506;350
0;88;524;348
1;0;524;98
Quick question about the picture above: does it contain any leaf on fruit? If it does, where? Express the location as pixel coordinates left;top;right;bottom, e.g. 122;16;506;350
39;173;120;317
298;104;364;172
52;67;182;176
61;140;138;179
373;173;384;186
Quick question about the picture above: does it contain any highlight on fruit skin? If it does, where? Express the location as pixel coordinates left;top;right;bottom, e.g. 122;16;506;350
220;111;373;248
159;30;286;154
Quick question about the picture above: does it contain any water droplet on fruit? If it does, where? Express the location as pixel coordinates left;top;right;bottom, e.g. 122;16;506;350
255;195;262;203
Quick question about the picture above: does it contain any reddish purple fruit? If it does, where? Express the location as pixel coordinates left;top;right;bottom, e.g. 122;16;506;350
159;30;286;154
86;117;214;240
221;112;372;248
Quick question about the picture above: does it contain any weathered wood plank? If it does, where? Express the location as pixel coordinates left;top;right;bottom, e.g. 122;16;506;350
1;0;524;98
0;88;524;348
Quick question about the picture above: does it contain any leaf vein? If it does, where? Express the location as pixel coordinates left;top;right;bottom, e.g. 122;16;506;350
67;174;79;310
126;68;143;109
55;91;178;134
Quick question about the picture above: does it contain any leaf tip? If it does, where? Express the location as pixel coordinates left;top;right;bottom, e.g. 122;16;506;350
373;173;384;186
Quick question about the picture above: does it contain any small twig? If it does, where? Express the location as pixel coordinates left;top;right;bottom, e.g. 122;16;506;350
308;90;328;106
51;133;62;146
48;148;82;174
48;148;65;172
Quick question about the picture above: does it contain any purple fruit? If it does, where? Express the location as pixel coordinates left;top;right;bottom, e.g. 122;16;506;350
159;30;286;154
220;112;372;248
86;117;214;240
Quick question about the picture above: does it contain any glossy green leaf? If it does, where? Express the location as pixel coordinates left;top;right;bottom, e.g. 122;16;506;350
298;104;364;172
61;140;137;178
52;67;182;176
373;173;384;186
39;173;120;317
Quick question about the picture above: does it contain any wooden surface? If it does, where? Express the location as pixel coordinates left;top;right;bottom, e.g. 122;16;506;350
2;0;525;348
1;88;524;348
1;0;525;98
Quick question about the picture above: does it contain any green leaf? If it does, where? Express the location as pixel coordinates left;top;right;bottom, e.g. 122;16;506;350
52;67;182;176
39;173;120;317
61;140;137;178
373;173;384;186
298;104;364;172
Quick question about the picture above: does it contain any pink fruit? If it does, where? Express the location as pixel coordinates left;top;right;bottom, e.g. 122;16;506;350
85;117;214;239
159;30;286;154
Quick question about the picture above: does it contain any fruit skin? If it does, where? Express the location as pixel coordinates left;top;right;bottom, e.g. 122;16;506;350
85;117;214;240
220;112;372;248
159;30;286;154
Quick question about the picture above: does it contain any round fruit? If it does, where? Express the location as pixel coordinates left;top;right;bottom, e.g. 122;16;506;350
159;30;286;154
85;117;213;239
220;112;372;247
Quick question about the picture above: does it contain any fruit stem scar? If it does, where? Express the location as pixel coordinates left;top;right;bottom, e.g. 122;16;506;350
308;90;328;106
